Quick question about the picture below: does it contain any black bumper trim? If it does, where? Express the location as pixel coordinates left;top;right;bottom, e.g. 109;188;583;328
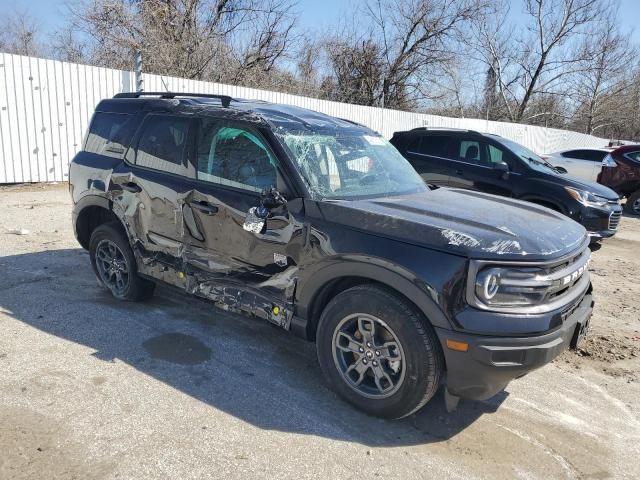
435;293;594;400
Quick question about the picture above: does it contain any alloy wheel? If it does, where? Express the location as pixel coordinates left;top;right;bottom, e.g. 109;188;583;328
331;313;406;399
95;239;130;295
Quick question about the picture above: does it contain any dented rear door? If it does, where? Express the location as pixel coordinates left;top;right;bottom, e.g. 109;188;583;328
110;114;195;281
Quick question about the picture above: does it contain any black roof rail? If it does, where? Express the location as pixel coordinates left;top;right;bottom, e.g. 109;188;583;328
408;127;482;135
113;92;233;108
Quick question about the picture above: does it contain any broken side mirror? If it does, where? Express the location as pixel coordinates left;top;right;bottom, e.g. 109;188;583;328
242;188;287;233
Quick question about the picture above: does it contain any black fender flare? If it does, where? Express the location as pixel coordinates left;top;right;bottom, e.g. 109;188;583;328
294;256;453;336
72;194;130;247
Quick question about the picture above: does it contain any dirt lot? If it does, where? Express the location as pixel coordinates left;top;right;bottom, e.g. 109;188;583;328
1;183;639;480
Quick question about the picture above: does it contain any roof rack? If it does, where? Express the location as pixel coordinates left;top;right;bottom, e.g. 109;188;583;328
113;92;233;108
409;127;481;134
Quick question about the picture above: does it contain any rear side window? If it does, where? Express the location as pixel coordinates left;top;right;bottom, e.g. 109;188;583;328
84;112;135;158
416;135;452;157
562;149;605;162
136;115;190;174
196;120;277;192
626;151;640;162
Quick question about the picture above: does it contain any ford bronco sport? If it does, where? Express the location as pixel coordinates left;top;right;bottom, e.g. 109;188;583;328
70;93;594;419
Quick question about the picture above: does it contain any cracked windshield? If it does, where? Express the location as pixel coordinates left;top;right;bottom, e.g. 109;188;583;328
280;131;428;199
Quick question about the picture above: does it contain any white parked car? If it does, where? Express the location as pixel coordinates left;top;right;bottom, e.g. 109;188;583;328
543;148;617;182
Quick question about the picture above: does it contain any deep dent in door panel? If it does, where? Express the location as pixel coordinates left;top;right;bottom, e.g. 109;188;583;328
109;182;303;329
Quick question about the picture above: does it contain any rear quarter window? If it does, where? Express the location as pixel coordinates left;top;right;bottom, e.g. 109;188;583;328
417;135;452;158
84;112;136;158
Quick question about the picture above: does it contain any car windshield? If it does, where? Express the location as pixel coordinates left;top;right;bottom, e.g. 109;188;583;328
277;130;428;199
497;138;560;175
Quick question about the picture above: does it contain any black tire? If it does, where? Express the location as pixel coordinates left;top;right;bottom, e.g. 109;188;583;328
316;284;443;419
624;190;640;216
89;222;155;301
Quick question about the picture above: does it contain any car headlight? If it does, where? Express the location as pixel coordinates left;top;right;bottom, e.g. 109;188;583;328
475;267;550;307
564;187;608;208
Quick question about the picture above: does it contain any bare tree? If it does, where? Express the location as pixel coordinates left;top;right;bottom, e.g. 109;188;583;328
569;15;637;135
514;0;607;122
0;11;44;57
63;0;297;83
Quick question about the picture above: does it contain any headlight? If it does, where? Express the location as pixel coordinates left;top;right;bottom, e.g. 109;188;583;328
475;267;549;307
564;187;608;208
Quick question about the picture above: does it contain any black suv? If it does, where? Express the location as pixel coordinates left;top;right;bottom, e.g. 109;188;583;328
70;93;593;419
390;128;622;240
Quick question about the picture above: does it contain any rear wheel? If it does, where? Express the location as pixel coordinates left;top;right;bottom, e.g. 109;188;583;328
89;222;155;301
624;191;640;216
316;284;443;419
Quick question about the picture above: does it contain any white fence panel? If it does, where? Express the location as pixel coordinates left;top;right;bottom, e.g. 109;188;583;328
0;52;611;184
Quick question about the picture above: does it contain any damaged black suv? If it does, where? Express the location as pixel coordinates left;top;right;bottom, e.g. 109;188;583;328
70;92;593;419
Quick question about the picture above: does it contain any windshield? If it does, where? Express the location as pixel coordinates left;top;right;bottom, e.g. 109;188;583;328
278;130;428;199
496;138;559;175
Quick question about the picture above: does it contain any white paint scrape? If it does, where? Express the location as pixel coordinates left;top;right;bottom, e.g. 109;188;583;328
441;229;480;247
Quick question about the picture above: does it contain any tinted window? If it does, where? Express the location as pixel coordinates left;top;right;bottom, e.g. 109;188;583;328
196;121;276;192
562;149;605;161
584;150;607;162
417;135;452;157
626;151;640;162
561;150;578;158
136;115;190;174
85;112;135;158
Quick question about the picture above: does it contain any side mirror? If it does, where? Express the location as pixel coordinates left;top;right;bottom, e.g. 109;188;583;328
260;187;288;210
242;188;287;234
494;161;509;172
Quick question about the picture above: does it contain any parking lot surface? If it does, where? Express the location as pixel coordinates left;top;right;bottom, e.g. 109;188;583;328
1;184;639;480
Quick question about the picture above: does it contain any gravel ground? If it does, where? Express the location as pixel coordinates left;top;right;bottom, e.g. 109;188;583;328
1;183;639;480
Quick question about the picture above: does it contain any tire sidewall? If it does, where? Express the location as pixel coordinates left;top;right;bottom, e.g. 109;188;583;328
89;224;139;300
316;286;441;419
625;191;640;215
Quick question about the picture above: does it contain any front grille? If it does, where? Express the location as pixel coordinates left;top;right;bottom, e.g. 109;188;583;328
609;211;622;230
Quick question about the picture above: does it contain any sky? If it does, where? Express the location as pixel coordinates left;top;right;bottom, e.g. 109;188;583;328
1;0;639;46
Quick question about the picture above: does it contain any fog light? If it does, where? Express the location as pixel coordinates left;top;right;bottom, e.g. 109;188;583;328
272;306;280;316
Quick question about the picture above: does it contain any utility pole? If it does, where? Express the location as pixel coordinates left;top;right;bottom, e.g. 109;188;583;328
135;50;144;92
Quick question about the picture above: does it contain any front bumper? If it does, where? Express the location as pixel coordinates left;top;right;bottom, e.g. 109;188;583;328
577;203;622;239
435;293;594;400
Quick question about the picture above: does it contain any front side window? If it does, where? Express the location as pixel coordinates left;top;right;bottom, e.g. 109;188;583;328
455;139;484;165
136;115;189;174
85;112;135;158
196;121;277;192
584;150;607;162
277;130;428;199
497;138;558;175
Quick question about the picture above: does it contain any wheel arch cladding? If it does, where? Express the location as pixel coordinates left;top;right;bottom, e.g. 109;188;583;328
297;262;453;341
75;202;124;249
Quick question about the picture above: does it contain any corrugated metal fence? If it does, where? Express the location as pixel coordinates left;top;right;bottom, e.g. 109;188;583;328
0;52;610;184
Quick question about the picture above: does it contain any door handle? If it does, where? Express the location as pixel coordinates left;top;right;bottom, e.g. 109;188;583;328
120;182;142;193
189;201;219;215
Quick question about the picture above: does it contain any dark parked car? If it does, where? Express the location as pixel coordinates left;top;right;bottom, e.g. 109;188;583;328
597;144;640;215
70;94;594;419
390;128;623;241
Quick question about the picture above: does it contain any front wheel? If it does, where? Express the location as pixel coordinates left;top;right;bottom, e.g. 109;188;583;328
89;222;155;301
624;190;640;216
316;284;443;419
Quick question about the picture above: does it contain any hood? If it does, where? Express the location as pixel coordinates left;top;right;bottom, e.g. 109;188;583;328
540;170;619;200
317;188;588;261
